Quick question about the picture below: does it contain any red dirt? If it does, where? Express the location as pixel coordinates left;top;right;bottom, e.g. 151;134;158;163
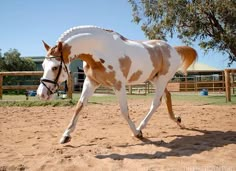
0;98;236;171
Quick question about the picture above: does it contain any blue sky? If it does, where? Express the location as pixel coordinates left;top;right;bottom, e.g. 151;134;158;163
0;0;235;69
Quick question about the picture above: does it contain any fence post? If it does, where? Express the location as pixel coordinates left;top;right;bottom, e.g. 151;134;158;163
0;75;2;100
185;75;187;91
233;73;235;94
128;85;132;95
67;73;73;99
144;82;147;95
224;69;231;102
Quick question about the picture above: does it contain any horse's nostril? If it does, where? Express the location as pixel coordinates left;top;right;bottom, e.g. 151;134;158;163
41;94;45;99
41;94;48;100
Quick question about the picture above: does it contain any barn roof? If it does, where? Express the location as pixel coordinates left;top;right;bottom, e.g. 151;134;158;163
187;62;220;71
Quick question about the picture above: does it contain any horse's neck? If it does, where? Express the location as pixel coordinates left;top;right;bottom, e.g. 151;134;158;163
66;31;112;62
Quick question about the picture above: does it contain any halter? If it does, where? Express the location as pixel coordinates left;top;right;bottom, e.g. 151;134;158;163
40;53;69;95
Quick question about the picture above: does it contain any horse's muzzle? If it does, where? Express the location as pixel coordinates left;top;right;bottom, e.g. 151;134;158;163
37;83;53;100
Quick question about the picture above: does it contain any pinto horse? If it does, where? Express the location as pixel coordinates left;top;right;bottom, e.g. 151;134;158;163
37;25;197;144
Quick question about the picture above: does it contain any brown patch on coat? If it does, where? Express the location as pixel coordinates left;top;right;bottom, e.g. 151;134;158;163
103;28;128;42
119;56;132;78
119;35;128;42
128;70;143;82
75;53;122;91
103;29;114;33
114;81;122;91
164;88;175;121
75;54;103;69
142;40;171;81
99;58;105;63
108;65;113;70
46;42;71;64
47;45;61;57
62;43;71;64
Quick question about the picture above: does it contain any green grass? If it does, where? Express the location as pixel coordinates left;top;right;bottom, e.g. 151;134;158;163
0;99;76;107
0;93;235;107
172;93;236;105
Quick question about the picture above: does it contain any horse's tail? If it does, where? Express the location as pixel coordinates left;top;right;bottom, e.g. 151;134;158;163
174;46;198;74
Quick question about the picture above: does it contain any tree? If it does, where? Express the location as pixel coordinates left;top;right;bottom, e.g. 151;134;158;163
0;49;37;95
0;49;4;70
0;49;36;71
129;0;236;65
3;49;22;71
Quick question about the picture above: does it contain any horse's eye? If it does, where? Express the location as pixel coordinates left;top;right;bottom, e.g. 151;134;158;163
52;66;58;71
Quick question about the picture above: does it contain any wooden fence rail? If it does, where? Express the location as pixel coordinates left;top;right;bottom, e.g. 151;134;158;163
0;71;73;100
1;70;235;101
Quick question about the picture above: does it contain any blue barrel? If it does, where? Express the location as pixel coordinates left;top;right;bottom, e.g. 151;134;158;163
200;89;208;96
29;90;37;96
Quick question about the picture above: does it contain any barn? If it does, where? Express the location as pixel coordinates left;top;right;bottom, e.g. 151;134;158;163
28;56;235;94
169;63;225;92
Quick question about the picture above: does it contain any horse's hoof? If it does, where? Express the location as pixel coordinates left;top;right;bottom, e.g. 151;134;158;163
176;116;181;123
136;130;143;139
60;136;71;144
175;116;185;129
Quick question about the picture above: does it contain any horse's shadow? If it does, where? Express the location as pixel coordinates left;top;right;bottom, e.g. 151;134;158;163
96;128;236;160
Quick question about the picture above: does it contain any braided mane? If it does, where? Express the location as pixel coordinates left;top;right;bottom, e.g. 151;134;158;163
57;25;113;42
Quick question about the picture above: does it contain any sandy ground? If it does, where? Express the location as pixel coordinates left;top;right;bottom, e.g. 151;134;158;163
0;98;236;171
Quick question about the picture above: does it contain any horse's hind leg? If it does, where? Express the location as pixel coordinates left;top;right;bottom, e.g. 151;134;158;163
164;88;184;128
60;77;98;144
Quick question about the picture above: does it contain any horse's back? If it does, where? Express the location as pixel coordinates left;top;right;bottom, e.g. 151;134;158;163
122;40;181;84
77;29;181;86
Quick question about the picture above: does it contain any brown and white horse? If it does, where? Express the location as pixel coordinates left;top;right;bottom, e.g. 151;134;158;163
37;25;197;144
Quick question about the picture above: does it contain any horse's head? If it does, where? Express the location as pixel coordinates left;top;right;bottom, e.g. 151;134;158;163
37;41;70;100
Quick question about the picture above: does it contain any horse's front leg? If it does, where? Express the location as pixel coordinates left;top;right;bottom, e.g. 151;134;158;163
59;101;83;144
115;85;140;137
60;77;98;144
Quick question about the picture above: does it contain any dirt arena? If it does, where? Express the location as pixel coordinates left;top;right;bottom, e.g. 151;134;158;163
0;98;236;171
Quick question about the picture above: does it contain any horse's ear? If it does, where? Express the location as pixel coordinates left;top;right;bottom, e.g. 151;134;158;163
57;41;63;52
42;40;50;51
